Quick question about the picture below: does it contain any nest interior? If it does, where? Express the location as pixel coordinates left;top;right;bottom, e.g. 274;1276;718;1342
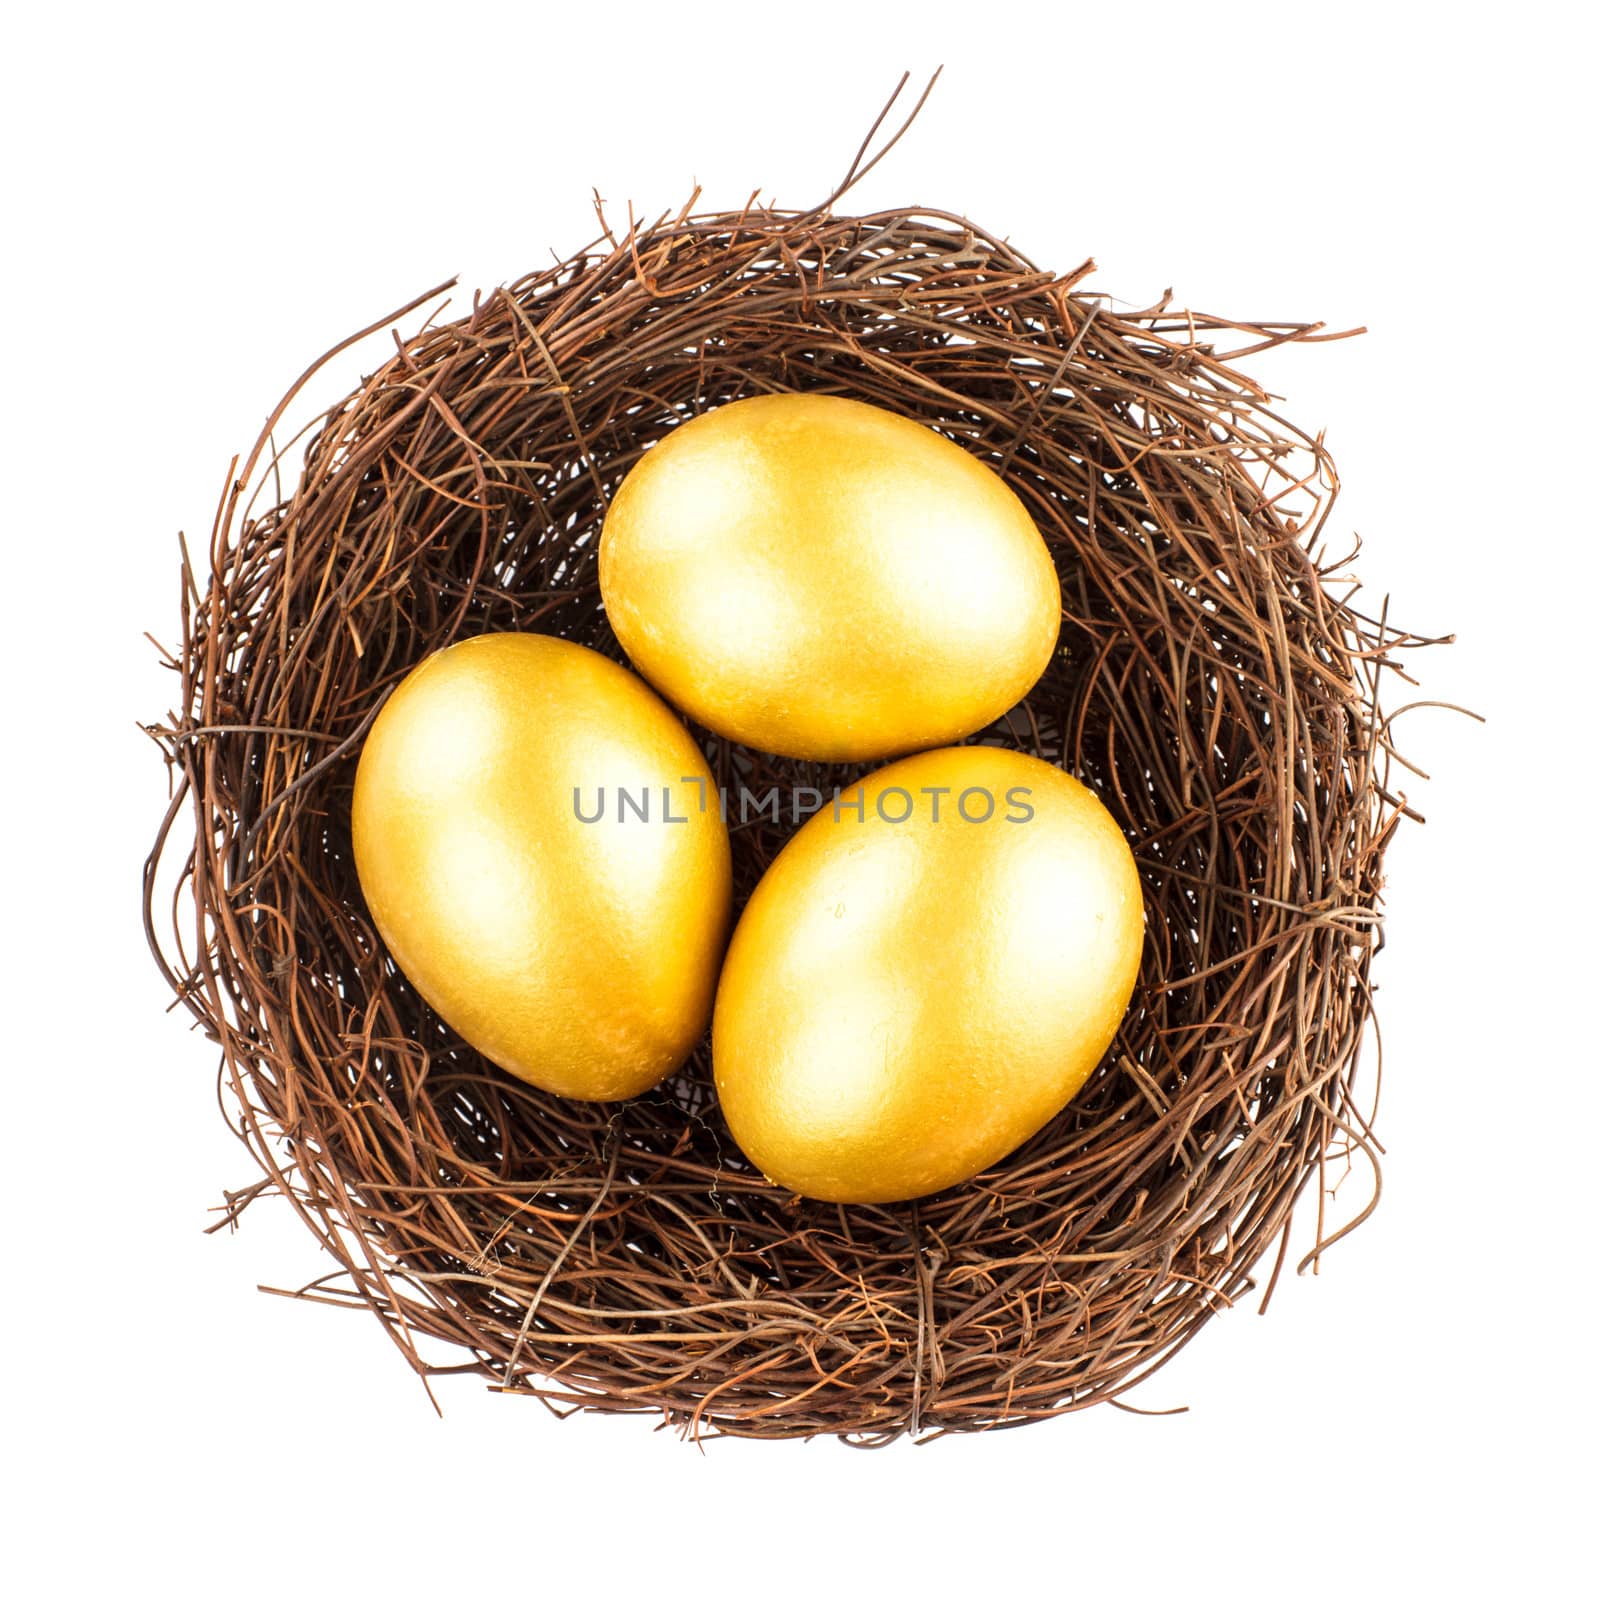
144;188;1426;1442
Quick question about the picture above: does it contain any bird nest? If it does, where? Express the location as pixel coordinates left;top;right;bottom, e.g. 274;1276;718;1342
143;142;1434;1441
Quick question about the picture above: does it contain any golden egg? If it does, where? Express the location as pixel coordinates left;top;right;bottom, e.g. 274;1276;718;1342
598;393;1061;762
712;746;1143;1202
352;632;731;1101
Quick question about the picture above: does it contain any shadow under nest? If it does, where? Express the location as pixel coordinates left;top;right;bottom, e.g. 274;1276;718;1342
144;198;1428;1442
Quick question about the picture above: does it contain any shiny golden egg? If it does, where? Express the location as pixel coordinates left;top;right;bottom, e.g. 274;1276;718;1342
351;632;731;1101
598;393;1061;762
712;746;1143;1202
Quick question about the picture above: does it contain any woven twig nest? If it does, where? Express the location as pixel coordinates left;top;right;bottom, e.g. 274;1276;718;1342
144;176;1430;1441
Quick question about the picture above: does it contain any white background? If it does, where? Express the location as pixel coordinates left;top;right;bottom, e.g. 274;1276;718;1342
4;3;1593;1595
